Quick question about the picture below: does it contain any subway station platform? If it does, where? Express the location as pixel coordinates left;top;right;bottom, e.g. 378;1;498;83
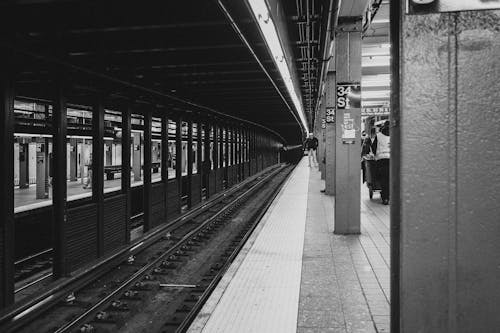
188;158;390;333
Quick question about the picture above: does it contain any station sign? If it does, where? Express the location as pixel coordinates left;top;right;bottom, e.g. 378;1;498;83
407;0;500;14
325;108;335;123
362;107;390;116
336;83;361;110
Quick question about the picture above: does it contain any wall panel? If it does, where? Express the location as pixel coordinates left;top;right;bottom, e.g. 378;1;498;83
14;208;53;260
191;174;201;206
215;168;224;192
208;171;217;196
166;179;180;221
103;195;127;254
151;183;165;227
67;203;98;272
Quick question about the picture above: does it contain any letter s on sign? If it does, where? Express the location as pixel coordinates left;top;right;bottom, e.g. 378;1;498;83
337;97;346;108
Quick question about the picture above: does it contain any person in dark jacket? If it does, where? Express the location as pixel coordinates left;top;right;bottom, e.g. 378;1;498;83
371;121;390;204
303;134;319;167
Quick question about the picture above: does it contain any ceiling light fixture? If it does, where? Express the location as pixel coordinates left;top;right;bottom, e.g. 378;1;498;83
247;0;309;134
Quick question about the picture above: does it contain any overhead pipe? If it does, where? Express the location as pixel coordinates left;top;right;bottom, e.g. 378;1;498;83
314;0;339;120
306;0;313;131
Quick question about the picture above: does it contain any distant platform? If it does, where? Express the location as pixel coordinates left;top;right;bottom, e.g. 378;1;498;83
188;157;390;333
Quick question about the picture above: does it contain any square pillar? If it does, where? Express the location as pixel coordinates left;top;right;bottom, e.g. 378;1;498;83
0;59;15;308
92;99;105;255
325;71;336;195
18;142;29;189
69;138;77;181
175;116;182;194
333;18;362;234
143;110;152;231
187;118;193;207
318;95;327;179
161;112;168;216
213;122;219;170
394;3;500;332
36;139;49;199
122;106;131;243
132;132;142;182
52;74;68;278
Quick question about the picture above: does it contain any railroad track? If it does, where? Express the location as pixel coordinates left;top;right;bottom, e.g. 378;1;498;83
14;249;54;294
3;164;294;333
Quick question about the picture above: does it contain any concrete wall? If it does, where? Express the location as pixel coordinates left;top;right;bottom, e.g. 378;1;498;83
400;10;500;332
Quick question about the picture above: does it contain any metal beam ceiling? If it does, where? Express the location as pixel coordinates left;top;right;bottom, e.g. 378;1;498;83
0;0;305;144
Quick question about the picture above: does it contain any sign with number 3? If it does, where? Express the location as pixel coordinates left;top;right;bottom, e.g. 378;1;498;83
336;83;361;110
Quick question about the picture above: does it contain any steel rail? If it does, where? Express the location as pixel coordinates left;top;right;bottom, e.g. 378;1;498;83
14;273;53;294
14;249;52;267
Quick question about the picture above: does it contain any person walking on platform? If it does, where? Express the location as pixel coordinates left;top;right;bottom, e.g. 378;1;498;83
372;121;390;205
303;133;319;167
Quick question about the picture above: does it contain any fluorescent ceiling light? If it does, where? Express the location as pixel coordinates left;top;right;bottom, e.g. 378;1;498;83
362;51;390;57
14;133;52;138
362;80;391;88
362;55;390;67
362;100;390;107
362;48;390;57
363;74;390;81
363;43;391;49
362;90;390;99
362;74;391;87
247;0;308;134
372;19;390;24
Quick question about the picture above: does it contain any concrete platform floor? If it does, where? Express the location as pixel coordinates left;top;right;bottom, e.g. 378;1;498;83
188;158;390;333
13;171;165;212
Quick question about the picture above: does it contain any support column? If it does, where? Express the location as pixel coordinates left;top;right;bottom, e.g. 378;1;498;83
161;113;168;186
213;122;219;170
0;57;15;308
203;120;211;196
69;138;77;181
143;110;152;231
325;71;336;195
187;117;193;207
317;96;326;179
52;74;68;277
92;99;104;255
132;132;141;182
18;142;29;189
122;106;131;243
175;117;182;194
197;119;203;193
224;124;229;167
334;18;362;234
238;126;243;180
394;3;500;332
161;113;168;211
36;139;49;199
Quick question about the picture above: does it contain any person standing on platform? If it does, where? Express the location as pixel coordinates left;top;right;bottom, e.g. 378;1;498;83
303;133;318;167
361;128;376;183
372;121;390;205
